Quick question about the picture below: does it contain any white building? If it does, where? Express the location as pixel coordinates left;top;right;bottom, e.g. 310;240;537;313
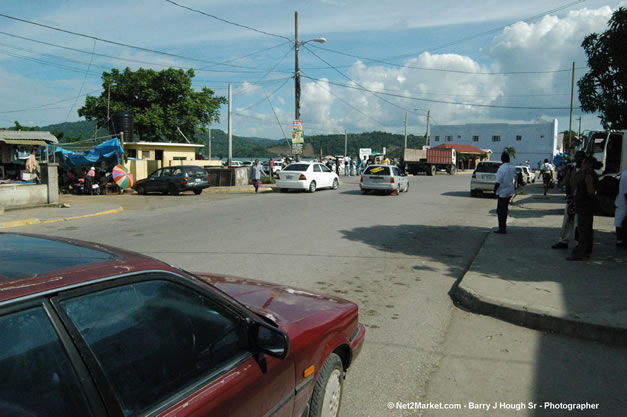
429;120;559;166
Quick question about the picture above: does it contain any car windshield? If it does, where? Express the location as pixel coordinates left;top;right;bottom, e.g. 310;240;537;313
283;164;310;172
475;163;500;173
364;166;390;175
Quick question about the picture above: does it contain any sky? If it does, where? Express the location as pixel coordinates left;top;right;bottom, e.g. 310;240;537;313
0;0;625;140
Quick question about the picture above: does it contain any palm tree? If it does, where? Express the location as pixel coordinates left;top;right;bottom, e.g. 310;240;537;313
503;146;517;159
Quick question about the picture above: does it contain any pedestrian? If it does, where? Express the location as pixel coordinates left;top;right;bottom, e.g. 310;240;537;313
269;158;274;177
615;169;627;247
351;158;356;176
356;157;362;176
335;158;340;175
567;156;599;260
541;159;553;196
493;151;517;234
552;151;585;249
250;159;266;193
383;155;390;165
344;156;350;176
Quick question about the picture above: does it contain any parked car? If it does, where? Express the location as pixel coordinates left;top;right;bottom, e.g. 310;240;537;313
276;162;339;192
360;164;409;195
0;232;365;417
134;165;210;195
263;160;282;176
470;161;502;197
521;165;536;183
515;166;535;186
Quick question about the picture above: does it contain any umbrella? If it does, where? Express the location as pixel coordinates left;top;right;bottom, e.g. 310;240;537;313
112;164;134;189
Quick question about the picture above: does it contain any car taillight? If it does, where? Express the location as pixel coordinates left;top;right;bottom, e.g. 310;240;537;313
298;174;307;181
183;176;188;184
390;177;395;183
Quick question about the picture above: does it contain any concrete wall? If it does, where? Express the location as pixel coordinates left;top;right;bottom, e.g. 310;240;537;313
0;184;48;208
430;120;558;166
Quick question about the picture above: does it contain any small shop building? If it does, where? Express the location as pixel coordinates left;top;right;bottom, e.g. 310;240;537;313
0;130;59;209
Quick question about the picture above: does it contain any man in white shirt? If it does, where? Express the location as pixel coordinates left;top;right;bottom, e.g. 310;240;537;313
493;151;517;234
616;169;627;247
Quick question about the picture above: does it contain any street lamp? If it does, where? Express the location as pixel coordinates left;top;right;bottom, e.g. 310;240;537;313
294;11;326;121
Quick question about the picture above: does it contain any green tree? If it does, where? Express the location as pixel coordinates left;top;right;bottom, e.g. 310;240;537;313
78;67;227;142
13;121;36;131
578;7;627;129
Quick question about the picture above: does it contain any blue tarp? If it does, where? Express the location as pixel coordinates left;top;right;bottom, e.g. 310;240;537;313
56;138;124;167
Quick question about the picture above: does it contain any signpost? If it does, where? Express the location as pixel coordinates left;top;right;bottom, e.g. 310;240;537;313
292;120;304;156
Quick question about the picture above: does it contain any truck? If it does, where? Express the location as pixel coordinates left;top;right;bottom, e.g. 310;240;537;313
581;130;626;215
402;147;457;175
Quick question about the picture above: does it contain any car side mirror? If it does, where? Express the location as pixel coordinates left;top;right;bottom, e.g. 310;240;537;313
253;322;290;359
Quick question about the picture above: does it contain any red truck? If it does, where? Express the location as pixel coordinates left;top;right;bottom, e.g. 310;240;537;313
403;147;457;175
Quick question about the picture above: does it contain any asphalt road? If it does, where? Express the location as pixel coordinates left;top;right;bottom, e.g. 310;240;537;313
25;173;626;417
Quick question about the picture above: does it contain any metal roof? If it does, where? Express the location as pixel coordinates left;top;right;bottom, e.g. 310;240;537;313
0;130;58;144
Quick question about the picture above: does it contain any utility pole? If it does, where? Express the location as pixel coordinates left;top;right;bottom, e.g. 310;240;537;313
294;11;300;122
228;84;232;167
568;61;575;152
344;130;347;159
404;111;408;149
208;128;212;160
425;110;431;147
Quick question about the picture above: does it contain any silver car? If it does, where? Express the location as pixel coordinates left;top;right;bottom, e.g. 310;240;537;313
360;164;409;195
470;161;502;197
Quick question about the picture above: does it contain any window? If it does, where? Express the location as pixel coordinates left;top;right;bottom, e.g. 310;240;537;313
61;279;249;417
141;150;151;159
475;162;501;173
283;163;310;172
320;164;331;173
434;136;440;142
173;157;187;161
446;136;452;142
364;166;390;175
491;136;501;142
0;308;93;417
516;135;522;141
472;136;480;142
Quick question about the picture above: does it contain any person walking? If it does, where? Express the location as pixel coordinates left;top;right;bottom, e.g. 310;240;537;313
614;169;627;247
356;157;362;176
552;151;585;249
250;159;266;193
268;158;275;177
335;158;340;175
567;156;599;260
541;159;553;196
344;156;351;176
493;151;517;234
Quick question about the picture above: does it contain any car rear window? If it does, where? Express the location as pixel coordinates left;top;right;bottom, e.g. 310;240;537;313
475;163;501;173
283;164;310;172
184;166;207;175
0;234;117;280
364;166;390;175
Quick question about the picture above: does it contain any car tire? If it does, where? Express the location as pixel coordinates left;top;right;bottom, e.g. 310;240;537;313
331;178;339;190
309;181;317;193
193;189;202;195
404;182;409;193
279;188;288;193
137;185;146;195
309;353;344;417
428;165;436;176
168;183;180;195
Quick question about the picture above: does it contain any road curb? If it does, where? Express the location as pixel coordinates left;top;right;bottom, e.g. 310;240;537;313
450;283;627;345
0;207;124;229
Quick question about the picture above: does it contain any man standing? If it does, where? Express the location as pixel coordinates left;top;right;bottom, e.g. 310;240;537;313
615;169;627;247
268;158;274;177
552;151;585;249
493;151;517;234
85;166;96;195
25;148;39;183
567;156;599;260
250;159;265;193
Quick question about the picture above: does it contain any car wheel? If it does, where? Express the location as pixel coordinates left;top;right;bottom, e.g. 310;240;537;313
309;181;317;193
279;188;288;193
168;183;180;195
309;353;343;417
137;185;146;195
193;189;202;195
404;182;409;193
360;189;368;194
331;178;339;190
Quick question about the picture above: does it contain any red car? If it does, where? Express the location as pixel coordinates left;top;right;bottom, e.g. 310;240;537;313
0;232;364;417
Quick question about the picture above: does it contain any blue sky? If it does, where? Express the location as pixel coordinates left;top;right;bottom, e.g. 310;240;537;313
1;0;625;140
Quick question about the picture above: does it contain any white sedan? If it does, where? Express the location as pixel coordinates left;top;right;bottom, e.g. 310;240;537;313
276;162;339;192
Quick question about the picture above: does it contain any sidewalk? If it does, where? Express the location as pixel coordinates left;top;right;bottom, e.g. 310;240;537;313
450;184;627;345
0;184;274;229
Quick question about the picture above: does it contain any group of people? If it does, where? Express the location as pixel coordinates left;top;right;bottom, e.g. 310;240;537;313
59;163;109;195
495;150;627;260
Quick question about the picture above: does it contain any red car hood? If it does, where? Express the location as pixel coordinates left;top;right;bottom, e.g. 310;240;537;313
195;273;355;325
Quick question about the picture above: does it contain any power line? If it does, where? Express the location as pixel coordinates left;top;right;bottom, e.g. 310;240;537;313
165;0;292;42
301;75;579;110
0;13;291;72
64;40;97;122
0;90;103;114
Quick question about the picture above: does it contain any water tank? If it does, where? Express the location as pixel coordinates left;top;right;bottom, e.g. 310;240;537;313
110;112;134;142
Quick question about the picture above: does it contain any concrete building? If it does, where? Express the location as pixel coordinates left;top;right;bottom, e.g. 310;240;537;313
429;120;559;166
